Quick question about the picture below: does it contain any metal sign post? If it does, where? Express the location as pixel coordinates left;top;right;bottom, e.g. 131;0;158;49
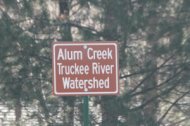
83;96;89;126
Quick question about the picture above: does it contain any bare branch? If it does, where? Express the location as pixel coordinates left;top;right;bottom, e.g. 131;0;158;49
157;90;190;123
130;78;182;111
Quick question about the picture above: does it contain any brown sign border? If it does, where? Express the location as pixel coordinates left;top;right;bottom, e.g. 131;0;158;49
52;42;119;96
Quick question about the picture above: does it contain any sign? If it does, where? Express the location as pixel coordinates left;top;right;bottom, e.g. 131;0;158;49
52;42;119;96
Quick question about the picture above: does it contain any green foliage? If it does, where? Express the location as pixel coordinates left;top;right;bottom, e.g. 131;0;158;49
2;0;17;7
1;0;190;125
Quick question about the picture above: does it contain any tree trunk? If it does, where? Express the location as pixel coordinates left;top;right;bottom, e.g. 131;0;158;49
142;56;159;126
60;1;75;125
62;97;75;126
15;98;21;126
101;1;119;125
101;97;118;126
141;13;160;126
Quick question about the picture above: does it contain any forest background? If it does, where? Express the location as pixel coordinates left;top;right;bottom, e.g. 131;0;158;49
0;0;190;126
